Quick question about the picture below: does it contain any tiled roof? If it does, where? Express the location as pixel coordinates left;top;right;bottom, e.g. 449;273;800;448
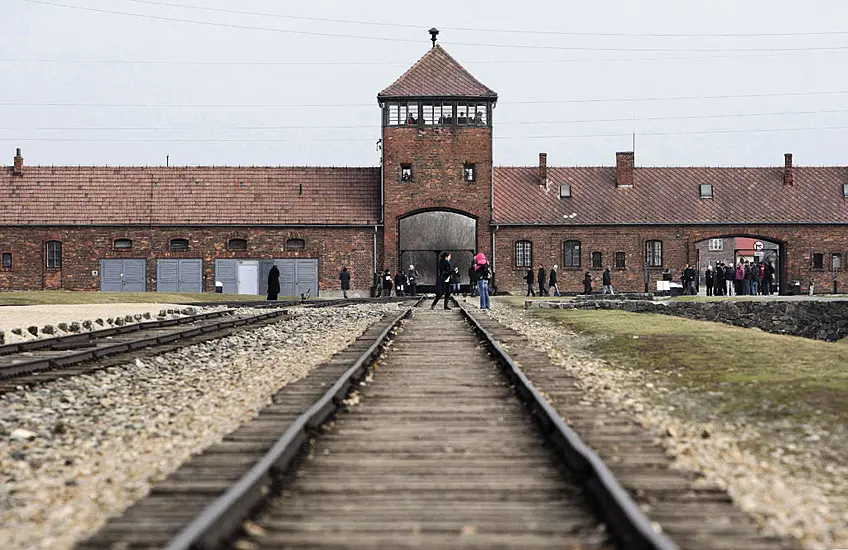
494;166;848;225
378;45;497;99
1;166;381;225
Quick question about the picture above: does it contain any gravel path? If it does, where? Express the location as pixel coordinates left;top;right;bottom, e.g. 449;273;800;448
473;297;847;550
0;303;402;550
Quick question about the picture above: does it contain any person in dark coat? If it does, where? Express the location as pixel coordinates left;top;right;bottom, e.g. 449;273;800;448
393;271;406;296
267;265;280;301
705;265;714;296
525;267;535;297
537;265;547;296
406;264;419;296
549;265;560;297
602;267;614;295
382;269;393;297
468;264;478;297
431;252;453;310
339;266;351;299
583;271;593;294
726;262;737;296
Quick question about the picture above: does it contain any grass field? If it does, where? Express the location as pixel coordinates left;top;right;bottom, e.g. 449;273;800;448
0;291;279;306
502;297;848;424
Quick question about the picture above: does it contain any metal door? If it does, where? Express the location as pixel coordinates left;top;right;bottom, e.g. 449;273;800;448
100;259;146;292
215;259;237;294
237;261;259;295
157;259;202;293
279;260;296;297
295;259;319;297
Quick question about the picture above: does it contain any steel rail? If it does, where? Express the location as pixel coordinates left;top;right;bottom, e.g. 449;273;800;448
455;299;679;550
164;299;421;550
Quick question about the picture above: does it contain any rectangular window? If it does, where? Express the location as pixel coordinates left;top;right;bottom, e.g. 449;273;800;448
699;184;713;198
400;164;412;182
708;238;723;251
843;183;848;198
646;240;663;267
2;252;11;270
813;253;824;269
463;163;475;182
591;251;603;269
833;253;842;271
515;241;532;268
559;184;571;198
46;241;62;268
564;240;581;268
615;251;626;269
436;101;453;125
421;102;437;126
470;103;488;126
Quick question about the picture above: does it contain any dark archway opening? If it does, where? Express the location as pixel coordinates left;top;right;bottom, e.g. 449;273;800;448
398;209;477;293
695;235;788;295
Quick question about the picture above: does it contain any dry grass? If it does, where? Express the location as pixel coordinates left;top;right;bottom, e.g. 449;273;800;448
0;291;278;306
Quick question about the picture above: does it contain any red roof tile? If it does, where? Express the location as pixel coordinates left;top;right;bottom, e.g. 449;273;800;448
1;166;380;225
378;45;497;99
494;166;848;225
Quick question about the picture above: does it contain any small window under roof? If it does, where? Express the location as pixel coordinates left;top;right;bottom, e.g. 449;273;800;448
843;183;848;198
559;184;571;198
113;238;132;249
700;184;713;198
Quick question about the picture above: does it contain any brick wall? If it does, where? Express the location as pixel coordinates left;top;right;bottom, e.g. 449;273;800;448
494;224;848;294
0;226;378;293
382;125;493;273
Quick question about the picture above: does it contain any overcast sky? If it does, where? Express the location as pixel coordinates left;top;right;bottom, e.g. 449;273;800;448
3;0;848;168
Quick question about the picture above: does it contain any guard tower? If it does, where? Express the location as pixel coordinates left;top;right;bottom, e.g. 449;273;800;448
378;31;498;286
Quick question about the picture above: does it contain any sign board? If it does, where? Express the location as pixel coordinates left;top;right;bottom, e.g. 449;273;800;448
753;241;764;250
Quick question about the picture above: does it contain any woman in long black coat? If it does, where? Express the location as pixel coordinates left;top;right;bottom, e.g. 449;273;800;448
267;265;280;300
339;266;351;299
430;252;453;310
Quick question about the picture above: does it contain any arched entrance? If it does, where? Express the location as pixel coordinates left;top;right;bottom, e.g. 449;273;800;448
695;235;788;295
398;209;477;290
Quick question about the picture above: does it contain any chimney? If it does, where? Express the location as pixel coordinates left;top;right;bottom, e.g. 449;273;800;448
616;151;634;188
12;148;23;176
784;152;793;185
538;152;548;189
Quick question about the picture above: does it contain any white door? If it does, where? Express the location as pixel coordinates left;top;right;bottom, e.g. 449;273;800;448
237;261;259;295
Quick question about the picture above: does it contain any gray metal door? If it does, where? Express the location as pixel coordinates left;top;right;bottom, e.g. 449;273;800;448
157;259;202;293
215;259;237;294
278;260;297;297
101;259;146;292
295;259;319;297
259;260;276;297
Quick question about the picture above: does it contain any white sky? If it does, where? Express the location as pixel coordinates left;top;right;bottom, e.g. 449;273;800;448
3;0;848;168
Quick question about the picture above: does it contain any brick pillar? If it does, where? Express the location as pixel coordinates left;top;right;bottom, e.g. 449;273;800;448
784;153;794;185
538;152;547;188
12;148;23;176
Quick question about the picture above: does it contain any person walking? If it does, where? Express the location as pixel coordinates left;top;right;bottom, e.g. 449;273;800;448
474;252;491;309
602;266;615;295
431;252;453;310
393;270;406;296
583;270;593;295
406;264;419;296
382;269;393;297
525;266;536;297
537;265;547;296
339;266;351;299
267;264;280;301
549;265;560;297
705;265;714;296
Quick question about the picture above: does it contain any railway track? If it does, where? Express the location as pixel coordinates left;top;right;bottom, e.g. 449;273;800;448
74;298;798;550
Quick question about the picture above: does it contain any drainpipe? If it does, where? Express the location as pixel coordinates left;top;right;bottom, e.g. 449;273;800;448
372;226;378;275
491;224;498;291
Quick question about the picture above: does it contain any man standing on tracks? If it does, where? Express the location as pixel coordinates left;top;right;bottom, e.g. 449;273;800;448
406;264;419;296
339;266;351;299
267;264;280;301
431;251;453;310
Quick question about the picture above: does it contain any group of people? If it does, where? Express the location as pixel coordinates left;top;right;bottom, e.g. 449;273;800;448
373;265;421;298
430;251;492;310
525;265;615;296
703;260;776;296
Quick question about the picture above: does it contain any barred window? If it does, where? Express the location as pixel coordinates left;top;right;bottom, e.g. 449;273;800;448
813;253;824;269
646;240;663;267
169;238;189;251
708;238;723;251
228;238;247;251
286;238;306;250
113;238;132;249
46;241;62;268
464;163;475;182
615;251;626;269
591;251;603;269
515;241;532;268
564;240;581;268
2;252;11;270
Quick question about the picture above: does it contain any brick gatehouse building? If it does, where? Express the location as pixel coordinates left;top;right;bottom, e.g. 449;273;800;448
3;44;848;295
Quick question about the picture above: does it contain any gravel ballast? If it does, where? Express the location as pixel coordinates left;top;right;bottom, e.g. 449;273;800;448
0;303;402;550
476;297;847;550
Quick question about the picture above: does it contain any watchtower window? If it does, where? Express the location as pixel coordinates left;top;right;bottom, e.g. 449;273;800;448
464;163;476;182
385;101;419;126
400;164;413;182
457;101;488;126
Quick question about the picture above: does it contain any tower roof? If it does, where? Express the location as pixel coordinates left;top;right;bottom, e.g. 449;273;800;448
378;45;497;100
